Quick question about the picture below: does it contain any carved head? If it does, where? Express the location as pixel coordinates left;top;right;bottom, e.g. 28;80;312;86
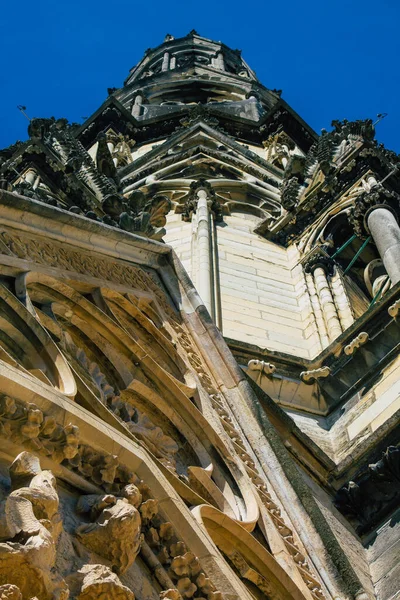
9;451;41;489
121;484;142;508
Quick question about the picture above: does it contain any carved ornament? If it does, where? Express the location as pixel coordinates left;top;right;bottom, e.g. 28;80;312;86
388;298;400;318
343;332;369;356
300;366;331;383
0;229;175;318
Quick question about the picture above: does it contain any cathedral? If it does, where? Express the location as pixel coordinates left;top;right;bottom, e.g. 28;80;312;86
0;30;399;600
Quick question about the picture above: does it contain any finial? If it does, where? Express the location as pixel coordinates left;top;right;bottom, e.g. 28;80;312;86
17;105;31;122
164;33;174;42
373;112;388;126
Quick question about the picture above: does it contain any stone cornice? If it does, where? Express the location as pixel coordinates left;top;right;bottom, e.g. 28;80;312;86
0;190;170;269
228;280;400;415
119;120;283;185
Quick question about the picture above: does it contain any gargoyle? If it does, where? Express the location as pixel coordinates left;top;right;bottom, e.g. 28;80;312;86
119;194;171;240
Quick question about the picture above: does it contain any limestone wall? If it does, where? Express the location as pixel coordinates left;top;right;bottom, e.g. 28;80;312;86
164;212;193;278
216;213;319;358
165;210;323;359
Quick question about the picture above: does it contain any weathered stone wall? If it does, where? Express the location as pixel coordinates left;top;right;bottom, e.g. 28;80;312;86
165;210;323;359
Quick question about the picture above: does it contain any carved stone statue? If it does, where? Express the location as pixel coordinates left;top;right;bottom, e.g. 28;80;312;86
0;452;68;600
77;564;134;600
76;484;143;574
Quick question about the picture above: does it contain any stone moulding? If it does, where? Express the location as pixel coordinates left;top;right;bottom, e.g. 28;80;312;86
0;225;176;321
169;323;326;600
0;285;322;599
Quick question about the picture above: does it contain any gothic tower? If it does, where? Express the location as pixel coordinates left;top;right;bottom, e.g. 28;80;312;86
0;30;399;600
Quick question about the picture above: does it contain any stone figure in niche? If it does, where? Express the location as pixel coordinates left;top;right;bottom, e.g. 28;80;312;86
0;452;68;600
75;483;143;574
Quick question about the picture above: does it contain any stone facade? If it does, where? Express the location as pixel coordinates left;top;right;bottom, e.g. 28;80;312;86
0;30;399;600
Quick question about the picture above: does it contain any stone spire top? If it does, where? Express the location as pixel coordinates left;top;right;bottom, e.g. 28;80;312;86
117;32;280;124
123;31;257;87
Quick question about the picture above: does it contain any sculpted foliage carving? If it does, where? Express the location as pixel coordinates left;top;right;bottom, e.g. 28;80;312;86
0;394;133;494
0;395;79;463
0;391;223;600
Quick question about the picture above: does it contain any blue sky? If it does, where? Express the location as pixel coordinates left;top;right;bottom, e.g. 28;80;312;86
1;0;399;152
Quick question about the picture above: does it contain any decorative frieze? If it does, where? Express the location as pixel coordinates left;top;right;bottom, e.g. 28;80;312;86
170;322;326;600
0;229;175;318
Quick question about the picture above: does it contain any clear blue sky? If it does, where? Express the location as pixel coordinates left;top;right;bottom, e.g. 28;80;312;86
1;0;399;152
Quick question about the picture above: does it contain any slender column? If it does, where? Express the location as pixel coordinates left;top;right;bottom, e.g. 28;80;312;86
162;51;170;72
210;212;222;330
196;188;213;316
367;206;400;285
305;272;329;350
191;212;199;288
170;56;176;69
330;269;354;331
313;267;343;342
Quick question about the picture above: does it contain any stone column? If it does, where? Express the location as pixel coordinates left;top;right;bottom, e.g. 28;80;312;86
330;269;354;331
210;211;222;330
162;52;170;72
313;266;343;342
305;272;329;349
170;56;176;69
196;188;213;316
367;206;400;285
